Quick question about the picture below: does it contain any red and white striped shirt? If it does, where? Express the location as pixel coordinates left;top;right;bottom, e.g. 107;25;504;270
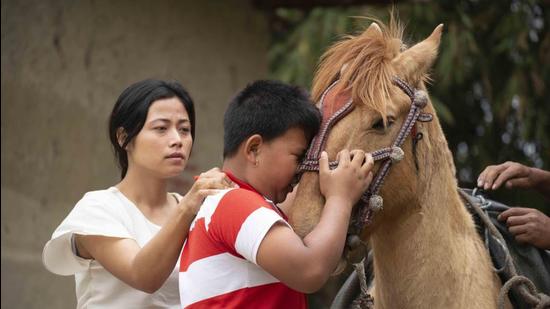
179;172;306;308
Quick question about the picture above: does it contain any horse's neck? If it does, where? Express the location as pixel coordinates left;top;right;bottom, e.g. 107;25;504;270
369;161;499;308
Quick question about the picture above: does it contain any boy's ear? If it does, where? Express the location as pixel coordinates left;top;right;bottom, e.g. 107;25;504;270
243;134;263;166
116;127;128;149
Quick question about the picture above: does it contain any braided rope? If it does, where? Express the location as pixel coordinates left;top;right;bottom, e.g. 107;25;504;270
393;77;415;98
351;259;374;309
498;276;550;309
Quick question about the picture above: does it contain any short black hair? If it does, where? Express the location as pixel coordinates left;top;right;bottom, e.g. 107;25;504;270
223;80;321;158
108;79;195;178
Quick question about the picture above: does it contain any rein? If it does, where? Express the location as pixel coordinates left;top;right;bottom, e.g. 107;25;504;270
298;77;433;230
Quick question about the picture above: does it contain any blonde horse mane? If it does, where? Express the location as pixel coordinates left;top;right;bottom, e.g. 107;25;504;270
311;15;404;122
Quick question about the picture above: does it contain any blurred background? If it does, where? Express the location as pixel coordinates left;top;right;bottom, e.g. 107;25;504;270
1;0;548;308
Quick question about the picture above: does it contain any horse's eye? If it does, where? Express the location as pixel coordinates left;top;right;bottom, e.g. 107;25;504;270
371;118;385;130
371;117;396;131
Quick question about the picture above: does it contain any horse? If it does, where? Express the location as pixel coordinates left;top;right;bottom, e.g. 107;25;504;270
287;17;507;308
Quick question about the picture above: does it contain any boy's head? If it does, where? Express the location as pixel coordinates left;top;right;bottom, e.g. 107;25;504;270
223;80;321;203
223;80;321;158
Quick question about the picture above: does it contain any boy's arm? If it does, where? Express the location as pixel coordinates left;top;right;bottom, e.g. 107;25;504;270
256;150;373;293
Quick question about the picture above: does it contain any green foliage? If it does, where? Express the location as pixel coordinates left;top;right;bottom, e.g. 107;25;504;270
269;0;549;210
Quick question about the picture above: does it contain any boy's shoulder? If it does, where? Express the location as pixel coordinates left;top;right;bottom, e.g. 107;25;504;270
198;188;274;227
203;187;268;206
221;188;268;205
198;188;270;219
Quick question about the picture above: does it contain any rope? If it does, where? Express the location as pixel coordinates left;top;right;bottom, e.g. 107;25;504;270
498;276;550;309
351;259;374;309
458;189;550;309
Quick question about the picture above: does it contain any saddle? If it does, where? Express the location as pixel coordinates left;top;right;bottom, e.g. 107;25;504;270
331;188;550;309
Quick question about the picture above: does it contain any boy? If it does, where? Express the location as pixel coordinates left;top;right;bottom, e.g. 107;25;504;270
179;80;373;308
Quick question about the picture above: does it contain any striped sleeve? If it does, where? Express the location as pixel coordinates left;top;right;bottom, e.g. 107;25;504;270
208;189;290;264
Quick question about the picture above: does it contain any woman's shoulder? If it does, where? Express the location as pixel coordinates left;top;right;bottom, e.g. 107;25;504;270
49;187;136;242
77;187;127;206
80;187;118;201
70;187;131;218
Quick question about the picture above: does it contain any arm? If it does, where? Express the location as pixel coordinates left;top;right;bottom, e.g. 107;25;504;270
477;161;550;200
257;150;374;293
75;168;235;293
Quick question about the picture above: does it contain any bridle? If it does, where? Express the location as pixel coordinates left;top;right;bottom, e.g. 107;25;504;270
297;76;433;231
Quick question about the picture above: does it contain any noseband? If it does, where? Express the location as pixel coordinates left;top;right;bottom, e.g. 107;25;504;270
297;77;433;231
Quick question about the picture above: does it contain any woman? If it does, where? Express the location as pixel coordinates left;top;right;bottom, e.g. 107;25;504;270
43;79;235;308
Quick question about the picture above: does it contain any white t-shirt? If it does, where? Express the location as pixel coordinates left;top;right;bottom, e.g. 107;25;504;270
42;187;182;309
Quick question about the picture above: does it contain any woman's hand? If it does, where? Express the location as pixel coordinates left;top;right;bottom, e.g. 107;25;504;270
180;168;237;215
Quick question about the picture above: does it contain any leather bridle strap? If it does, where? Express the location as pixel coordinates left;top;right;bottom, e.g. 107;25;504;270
353;77;433;230
299;80;355;172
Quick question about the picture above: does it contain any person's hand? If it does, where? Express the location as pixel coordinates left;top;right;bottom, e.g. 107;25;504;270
180;168;237;215
498;207;550;250
477;161;534;191
319;149;374;210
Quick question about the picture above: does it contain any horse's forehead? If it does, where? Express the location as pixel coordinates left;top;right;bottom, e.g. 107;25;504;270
319;79;412;122
389;88;412;112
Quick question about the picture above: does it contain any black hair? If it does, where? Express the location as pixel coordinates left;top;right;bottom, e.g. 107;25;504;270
108;79;195;179
223;80;321;158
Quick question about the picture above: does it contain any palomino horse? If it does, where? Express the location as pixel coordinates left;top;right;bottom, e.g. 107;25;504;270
288;19;506;308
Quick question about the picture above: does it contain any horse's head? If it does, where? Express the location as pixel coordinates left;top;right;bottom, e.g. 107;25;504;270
289;18;453;261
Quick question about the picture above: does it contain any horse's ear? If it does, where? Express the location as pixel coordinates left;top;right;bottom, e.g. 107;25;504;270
364;22;382;37
392;24;444;83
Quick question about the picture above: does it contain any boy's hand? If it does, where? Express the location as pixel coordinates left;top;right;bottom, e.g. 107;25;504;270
257;150;373;293
319;149;374;208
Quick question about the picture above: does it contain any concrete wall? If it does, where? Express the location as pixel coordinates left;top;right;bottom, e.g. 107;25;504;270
1;1;268;307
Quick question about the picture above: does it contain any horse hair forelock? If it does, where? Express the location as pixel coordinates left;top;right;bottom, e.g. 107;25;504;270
311;14;404;123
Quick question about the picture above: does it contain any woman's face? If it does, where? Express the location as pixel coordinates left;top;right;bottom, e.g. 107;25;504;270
126;97;193;178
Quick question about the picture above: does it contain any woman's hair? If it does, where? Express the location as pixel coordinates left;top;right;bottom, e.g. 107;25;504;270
108;79;195;179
